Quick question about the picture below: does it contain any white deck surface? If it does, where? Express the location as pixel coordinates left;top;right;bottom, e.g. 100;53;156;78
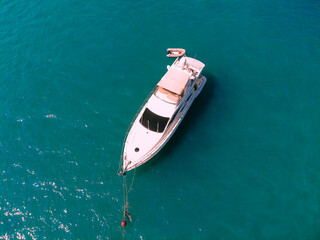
157;67;190;95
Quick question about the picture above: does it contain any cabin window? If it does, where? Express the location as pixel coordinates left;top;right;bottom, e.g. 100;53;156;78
168;108;180;126
139;108;169;133
186;94;192;103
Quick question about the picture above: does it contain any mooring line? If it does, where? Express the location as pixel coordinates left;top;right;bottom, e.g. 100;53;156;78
120;168;136;239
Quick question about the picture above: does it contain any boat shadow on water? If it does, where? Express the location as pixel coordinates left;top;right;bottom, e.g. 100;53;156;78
138;71;217;174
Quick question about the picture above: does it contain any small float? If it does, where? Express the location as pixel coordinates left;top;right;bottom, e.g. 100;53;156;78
166;48;186;57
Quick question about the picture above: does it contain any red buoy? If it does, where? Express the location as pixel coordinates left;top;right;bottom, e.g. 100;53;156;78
121;220;127;227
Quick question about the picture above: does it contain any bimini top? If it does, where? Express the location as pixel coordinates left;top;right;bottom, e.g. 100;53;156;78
157;67;190;96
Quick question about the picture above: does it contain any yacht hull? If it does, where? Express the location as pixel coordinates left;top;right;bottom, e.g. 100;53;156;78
122;75;206;172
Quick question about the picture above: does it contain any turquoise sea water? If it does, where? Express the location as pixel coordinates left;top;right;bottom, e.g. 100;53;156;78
1;1;320;239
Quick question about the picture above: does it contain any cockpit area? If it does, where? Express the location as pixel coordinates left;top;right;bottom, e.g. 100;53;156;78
154;87;181;103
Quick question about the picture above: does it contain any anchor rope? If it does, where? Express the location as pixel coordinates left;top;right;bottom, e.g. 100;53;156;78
121;168;136;239
122;168;136;216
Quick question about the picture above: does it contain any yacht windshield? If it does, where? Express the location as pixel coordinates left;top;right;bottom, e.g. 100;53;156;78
139;108;169;133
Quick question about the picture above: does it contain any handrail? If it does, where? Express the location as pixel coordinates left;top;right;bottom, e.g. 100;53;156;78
119;85;158;171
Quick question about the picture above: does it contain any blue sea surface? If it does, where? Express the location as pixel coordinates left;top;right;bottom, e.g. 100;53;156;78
1;0;320;239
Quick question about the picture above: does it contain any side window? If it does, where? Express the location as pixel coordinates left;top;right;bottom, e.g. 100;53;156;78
168;109;180;126
186;94;192;102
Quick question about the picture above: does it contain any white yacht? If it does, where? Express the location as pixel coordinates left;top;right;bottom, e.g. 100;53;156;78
120;50;206;173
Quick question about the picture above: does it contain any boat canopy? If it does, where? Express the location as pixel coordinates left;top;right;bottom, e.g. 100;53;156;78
157;67;190;96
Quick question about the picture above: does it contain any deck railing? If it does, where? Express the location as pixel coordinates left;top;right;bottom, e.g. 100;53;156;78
119;85;158;170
